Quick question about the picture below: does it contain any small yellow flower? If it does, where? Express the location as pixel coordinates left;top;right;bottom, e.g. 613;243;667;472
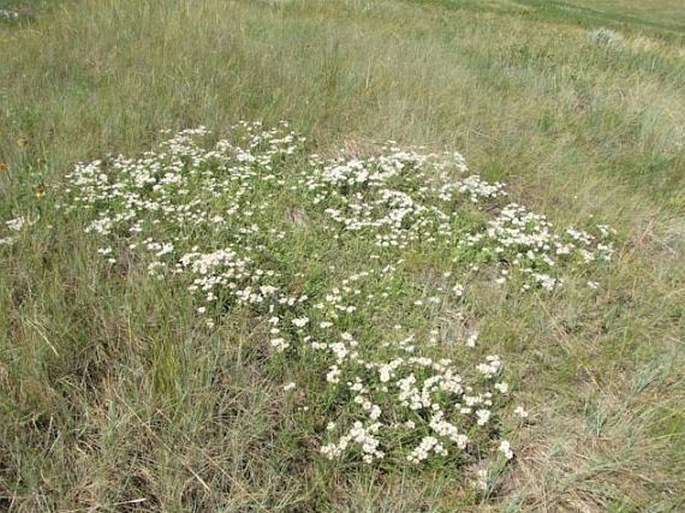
0;162;7;172
35;184;46;198
16;136;29;148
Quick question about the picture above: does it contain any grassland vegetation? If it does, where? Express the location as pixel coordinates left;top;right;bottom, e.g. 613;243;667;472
0;0;684;511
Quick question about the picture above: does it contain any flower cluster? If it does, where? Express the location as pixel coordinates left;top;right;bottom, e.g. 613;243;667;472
301;266;516;467
302;148;507;251
458;203;614;291
62;122;616;473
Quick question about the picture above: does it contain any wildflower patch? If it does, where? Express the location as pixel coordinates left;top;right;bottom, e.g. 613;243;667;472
58;122;615;483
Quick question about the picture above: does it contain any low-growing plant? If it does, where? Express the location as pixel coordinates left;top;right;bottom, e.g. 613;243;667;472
0;122;615;489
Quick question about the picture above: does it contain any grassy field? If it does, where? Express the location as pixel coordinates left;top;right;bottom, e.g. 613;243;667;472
1;0;684;511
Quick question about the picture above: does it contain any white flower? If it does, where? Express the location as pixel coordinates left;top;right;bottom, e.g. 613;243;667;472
477;355;501;378
292;317;309;328
326;365;341;384
6;215;36;232
476;409;491;426
368;404;382;420
465;332;478;348
498;440;514;460
514;406;529;418
407;436;446;463
270;338;289;352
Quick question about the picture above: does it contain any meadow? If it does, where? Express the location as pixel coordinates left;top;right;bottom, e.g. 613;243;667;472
0;0;683;511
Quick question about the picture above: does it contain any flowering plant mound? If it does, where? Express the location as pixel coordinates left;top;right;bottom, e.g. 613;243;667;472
56;122;614;484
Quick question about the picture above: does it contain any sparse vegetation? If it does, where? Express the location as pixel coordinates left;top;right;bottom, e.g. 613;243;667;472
1;0;683;511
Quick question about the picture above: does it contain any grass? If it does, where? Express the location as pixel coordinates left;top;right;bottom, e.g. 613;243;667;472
1;0;684;511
